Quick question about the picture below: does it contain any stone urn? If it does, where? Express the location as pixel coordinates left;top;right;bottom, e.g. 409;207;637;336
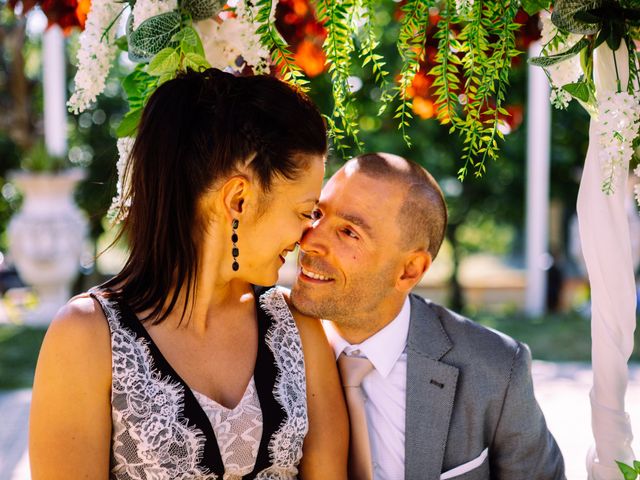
8;168;88;325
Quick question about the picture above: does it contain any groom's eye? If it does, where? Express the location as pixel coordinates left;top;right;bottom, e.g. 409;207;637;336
310;209;322;221
342;228;359;240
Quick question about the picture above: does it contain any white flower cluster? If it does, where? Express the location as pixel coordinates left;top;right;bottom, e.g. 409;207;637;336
68;0;122;114
594;92;640;195
132;0;178;29
455;0;474;19
194;1;271;74
108;136;136;224
539;11;583;95
550;87;572;109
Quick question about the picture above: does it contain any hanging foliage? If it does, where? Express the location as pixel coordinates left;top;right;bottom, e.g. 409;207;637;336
526;0;640;204
51;0;529;184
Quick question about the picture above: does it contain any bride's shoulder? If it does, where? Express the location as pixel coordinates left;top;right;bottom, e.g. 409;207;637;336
276;286;330;352
42;293;112;363
33;293;112;404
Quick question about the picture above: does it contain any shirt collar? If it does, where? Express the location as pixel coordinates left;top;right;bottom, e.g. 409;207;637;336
322;296;411;378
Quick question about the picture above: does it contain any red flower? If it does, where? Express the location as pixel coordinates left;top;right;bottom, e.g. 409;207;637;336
8;0;89;33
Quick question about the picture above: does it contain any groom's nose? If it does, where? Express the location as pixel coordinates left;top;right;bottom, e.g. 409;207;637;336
299;220;329;256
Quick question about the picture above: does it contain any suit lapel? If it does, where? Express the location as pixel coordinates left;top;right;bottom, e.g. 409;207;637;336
405;295;459;480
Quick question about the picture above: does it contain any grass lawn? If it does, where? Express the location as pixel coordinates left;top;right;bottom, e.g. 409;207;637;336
474;310;640;363
0;311;638;390
0;324;46;390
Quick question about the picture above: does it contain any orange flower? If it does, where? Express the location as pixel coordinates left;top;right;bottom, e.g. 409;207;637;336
412;96;435;119
295;40;326;77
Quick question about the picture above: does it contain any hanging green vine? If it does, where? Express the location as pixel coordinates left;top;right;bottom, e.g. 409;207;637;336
311;0;362;152
455;0;521;179
395;0;432;146
430;0;462;130
356;0;393;116
255;0;309;90
303;0;522;176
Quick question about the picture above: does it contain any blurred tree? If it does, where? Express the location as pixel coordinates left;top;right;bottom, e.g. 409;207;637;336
0;0;590;305
0;7;127;270
278;0;589;311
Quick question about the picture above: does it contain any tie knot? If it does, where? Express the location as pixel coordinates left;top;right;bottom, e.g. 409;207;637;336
338;352;374;387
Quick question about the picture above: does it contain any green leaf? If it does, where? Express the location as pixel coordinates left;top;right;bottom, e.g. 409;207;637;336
617;461;638;480
562;81;591;102
116;108;143;138
147;48;180;76
634;460;640;472
183;52;210;71
521;0;551;15
115;35;129;52
158;72;174;85
182;0;224;20
529;38;589;67
173;26;205;56
128;12;181;63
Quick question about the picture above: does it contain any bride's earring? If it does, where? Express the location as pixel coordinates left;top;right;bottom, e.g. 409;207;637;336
231;218;240;271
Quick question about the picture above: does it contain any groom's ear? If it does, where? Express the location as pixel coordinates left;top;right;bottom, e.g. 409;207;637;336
396;251;432;293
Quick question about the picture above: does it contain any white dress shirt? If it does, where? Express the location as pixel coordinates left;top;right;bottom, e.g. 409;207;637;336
323;297;411;480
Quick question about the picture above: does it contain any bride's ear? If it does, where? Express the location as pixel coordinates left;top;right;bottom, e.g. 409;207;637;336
220;175;250;221
396;250;432;293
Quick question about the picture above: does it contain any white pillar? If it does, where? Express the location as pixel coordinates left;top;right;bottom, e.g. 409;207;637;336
525;41;551;317
42;25;67;157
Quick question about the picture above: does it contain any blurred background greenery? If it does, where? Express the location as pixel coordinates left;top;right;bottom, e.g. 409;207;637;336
0;0;635;390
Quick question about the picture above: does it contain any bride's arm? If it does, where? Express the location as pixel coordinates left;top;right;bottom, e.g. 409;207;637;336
288;303;349;479
29;295;112;479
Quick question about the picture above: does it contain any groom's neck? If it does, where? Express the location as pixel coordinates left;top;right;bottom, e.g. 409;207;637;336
334;294;407;345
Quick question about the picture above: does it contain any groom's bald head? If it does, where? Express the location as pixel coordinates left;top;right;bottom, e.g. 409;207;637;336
346;153;447;260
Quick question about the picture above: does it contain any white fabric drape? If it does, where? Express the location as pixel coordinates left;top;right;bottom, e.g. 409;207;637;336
578;42;637;479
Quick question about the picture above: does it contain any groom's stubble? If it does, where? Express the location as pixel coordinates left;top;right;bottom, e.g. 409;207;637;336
291;252;398;332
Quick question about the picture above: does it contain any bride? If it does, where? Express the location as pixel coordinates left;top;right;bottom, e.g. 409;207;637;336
29;68;348;479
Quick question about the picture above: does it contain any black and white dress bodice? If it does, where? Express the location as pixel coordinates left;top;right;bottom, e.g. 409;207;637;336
90;286;308;479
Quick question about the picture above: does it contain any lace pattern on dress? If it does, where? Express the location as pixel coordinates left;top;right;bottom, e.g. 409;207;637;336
91;291;217;480
192;376;263;480
256;287;309;480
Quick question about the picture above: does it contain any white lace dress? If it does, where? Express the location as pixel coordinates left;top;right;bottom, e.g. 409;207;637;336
192;377;263;480
90;286;308;480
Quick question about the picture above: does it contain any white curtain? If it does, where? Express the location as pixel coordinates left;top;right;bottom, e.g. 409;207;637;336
578;42;637;479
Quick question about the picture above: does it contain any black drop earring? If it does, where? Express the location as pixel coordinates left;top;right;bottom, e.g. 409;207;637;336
231;218;240;271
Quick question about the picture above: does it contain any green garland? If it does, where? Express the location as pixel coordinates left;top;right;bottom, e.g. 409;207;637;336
253;0;523;177
71;0;640;178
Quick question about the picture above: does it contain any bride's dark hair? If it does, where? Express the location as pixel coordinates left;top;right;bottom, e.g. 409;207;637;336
103;68;327;324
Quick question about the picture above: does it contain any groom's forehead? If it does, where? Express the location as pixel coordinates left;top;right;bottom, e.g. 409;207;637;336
321;169;403;216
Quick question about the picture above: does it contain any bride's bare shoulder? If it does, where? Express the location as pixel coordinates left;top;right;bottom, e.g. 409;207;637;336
41;293;112;363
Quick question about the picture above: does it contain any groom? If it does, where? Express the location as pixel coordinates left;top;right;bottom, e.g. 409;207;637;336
290;153;565;479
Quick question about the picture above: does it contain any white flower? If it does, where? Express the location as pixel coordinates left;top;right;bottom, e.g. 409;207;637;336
539;11;583;88
132;0;178;30
539;10;558;46
195;1;271;73
455;0;474;19
594;92;640;194
68;0;122;114
550;87;572;109
108;136;135;224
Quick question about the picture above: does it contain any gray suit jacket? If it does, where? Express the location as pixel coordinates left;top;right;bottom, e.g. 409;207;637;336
404;294;565;480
